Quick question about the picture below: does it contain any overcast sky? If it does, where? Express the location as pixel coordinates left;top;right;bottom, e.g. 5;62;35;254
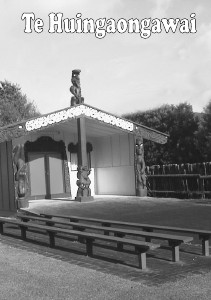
0;0;211;116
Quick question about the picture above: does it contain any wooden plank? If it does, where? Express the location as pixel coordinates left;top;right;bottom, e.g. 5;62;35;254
102;222;110;235
39;213;211;258
202;239;209;256
6;141;16;211
40;213;211;237
0;142;10;210
0;217;161;269
77;117;87;167
20;226;27;240
137;251;147;270
173;245;180;262
20;214;192;243
0;143;3;210
1;217;158;248
0;217;158;250
86;238;94;256
0;222;4;234
134;125;168;144
148;174;200;178
143;228;153;242
48;231;55;248
45;155;51;199
169;241;180;262
200;235;210;256
18;214;193;265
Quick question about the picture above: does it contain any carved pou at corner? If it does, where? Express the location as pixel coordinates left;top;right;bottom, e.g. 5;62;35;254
76;166;91;198
13;144;27;199
135;137;147;196
70;69;84;106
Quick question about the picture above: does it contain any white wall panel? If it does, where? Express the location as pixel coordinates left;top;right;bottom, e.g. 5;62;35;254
111;135;121;167
129;134;135;165
94;136;112;167
96;166;135;195
92;133;134;168
120;134;130;166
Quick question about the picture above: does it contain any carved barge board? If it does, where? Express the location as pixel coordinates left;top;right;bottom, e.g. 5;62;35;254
0;104;168;144
134;127;168;144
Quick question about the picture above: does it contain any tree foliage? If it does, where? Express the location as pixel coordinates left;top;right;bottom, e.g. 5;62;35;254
197;100;211;161
124;102;202;165
0;80;40;127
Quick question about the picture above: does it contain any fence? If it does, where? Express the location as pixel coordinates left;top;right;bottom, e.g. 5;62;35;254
146;162;211;199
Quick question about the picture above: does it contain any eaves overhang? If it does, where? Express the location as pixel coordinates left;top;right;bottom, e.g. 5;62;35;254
0;104;169;144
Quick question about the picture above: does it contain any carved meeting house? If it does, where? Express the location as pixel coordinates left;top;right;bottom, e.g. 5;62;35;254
0;70;168;212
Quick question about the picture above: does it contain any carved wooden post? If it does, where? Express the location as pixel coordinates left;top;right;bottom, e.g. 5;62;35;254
70;69;84;106
77;117;87;168
70;69;93;202
75;117;93;201
13;144;29;209
135;136;147;197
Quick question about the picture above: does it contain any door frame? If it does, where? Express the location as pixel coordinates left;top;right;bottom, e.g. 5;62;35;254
25;136;71;199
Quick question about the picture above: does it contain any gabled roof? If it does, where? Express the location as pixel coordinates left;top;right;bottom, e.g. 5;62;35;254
0;103;169;144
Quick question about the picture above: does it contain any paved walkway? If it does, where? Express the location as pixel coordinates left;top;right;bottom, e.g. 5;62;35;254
1;196;211;298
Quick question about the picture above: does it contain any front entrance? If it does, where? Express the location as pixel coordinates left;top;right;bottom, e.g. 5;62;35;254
28;152;65;199
25;137;71;199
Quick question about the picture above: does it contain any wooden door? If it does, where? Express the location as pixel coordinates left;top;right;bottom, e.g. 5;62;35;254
48;153;64;196
28;152;64;199
28;153;46;197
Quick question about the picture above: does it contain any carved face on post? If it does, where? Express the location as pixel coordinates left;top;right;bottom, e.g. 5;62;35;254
71;69;81;88
135;137;147;194
70;69;84;106
13;144;27;198
136;138;144;157
76;166;91;197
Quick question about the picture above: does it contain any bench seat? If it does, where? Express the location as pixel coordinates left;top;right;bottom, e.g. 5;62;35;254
0;217;160;270
38;212;210;256
18;214;192;262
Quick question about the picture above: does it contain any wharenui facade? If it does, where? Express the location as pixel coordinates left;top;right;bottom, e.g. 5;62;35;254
0;70;168;212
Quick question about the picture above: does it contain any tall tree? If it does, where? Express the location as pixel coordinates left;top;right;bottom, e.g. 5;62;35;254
124;103;200;165
0;80;40;127
197;100;211;161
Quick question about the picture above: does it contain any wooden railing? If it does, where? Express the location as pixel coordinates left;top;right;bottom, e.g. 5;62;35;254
146;162;211;199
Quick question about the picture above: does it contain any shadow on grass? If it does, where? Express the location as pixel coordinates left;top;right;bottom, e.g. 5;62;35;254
0;229;160;270
1;226;204;270
179;246;202;256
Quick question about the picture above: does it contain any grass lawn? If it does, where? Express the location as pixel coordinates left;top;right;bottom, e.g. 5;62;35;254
0;196;211;299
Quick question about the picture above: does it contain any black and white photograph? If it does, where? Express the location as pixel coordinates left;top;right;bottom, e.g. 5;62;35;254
0;1;211;299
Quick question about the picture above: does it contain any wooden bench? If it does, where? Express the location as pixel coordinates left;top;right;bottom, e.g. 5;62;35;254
18;214;192;262
39;213;210;256
0;217;160;270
